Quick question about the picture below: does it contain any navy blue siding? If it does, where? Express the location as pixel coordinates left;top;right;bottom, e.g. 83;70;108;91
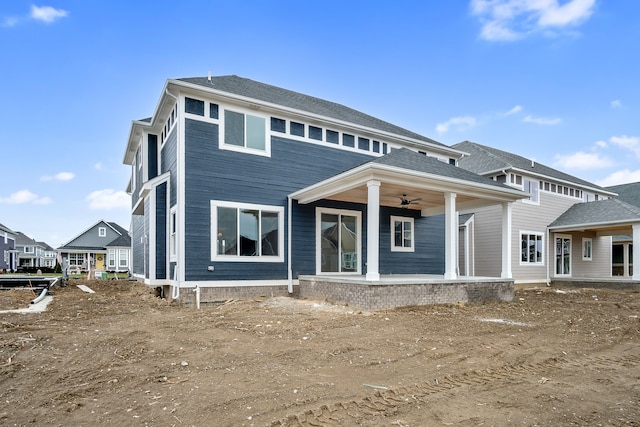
378;207;445;274
148;134;158;179
155;182;167;279
131;214;145;276
144;198;150;278
161;128;178;206
0;237;14;270
183;119;372;281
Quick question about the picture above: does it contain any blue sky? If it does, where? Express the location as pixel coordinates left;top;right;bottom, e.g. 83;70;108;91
1;0;638;247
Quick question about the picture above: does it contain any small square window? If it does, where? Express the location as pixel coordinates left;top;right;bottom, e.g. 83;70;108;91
390;216;414;252
309;126;322;141
209;103;219;119
382;143;388;154
290;122;305;137
372;140;380;153
185;97;204;116
358;137;370;151
326;130;339;144
271;117;286;133
98;227;106;237
343;134;355;148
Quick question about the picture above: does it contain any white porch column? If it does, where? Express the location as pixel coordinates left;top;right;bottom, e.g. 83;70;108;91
501;202;513;279
633;224;640;281
366;180;381;281
623;243;630;278
444;192;457;280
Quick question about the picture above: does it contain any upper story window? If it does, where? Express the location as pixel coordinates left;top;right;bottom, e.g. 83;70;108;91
185;97;205;116
24;246;34;253
221;109;269;156
98;227;106;237
170;207;177;261
523;178;539;204
390;216;414;252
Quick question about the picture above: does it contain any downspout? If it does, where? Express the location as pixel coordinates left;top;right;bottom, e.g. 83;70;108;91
287;195;293;294
165;88;178;101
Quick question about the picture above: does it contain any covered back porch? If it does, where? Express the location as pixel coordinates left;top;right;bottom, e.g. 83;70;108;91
288;149;527;308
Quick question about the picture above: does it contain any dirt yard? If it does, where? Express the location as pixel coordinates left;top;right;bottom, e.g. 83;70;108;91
0;279;638;426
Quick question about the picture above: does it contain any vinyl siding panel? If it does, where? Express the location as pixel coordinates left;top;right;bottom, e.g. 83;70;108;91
183;119;373;281
155;182;167;280
161;128;178;207
131;214;145;276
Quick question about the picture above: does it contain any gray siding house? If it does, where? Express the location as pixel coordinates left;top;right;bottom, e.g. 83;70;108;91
124;75;527;305
453;141;640;284
57;220;131;274
0;222;16;272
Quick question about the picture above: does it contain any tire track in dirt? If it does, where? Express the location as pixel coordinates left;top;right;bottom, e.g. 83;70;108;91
267;351;640;426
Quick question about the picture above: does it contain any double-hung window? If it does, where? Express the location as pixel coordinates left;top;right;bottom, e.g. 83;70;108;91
390;216;414;252
523;178;539;204
211;201;284;262
221;108;269;156
170;207;177;261
521;232;544;264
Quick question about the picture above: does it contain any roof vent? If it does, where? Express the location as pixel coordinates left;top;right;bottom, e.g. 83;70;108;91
207;71;212;83
531;159;535;168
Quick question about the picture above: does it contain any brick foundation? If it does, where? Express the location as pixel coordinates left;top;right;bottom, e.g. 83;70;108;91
298;276;514;310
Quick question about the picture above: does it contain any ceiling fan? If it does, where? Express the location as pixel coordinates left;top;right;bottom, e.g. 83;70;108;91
399;194;421;208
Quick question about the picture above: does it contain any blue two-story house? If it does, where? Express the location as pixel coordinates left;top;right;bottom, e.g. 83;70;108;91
123;75;526;307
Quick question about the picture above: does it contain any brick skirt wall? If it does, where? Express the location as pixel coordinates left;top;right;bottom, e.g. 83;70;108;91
174;285;298;305
551;279;640;291
298;277;514;310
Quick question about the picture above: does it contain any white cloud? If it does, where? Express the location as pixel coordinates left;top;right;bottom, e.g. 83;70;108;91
596;169;640;187
30;5;68;23
595;139;608;149
0;189;51;205
553;151;614;170
523;114;562;125
86;189;130;210
609;135;640;158
41;171;75;182
470;0;596;41
504;105;523;116
436;116;477;134
1;17;19;28
610;99;622;109
94;162;103;170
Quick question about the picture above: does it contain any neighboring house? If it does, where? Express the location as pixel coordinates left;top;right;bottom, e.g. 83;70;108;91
453;141;639;283
0;222;17;272
605;182;640;277
15;232;51;269
57;221;131;274
123;75;527;304
39;242;57;269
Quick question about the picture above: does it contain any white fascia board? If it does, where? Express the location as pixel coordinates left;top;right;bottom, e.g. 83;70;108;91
290;163;527;205
507;167;618;197
138;171;171;200
170;79;460;159
549;219;640;232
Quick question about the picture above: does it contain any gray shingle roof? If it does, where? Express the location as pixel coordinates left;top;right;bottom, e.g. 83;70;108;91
178;75;449;148
453;141;609;192
607;181;640;208
371;148;515;190
107;234;131;247
0;222;14;234
549;198;640;228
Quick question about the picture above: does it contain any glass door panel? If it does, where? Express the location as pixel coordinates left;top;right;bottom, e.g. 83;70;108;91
555;236;571;276
321;214;339;272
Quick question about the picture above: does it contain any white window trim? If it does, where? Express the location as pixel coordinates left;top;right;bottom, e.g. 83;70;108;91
582;237;593;261
519;231;545;266
210;200;284;262
219;106;271;158
522;178;540;205
315;207;362;275
390;216;415;252
554;234;572;277
170;206;177;262
98;227;106;237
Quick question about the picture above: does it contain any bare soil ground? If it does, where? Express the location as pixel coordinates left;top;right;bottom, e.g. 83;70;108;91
0;279;638;427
